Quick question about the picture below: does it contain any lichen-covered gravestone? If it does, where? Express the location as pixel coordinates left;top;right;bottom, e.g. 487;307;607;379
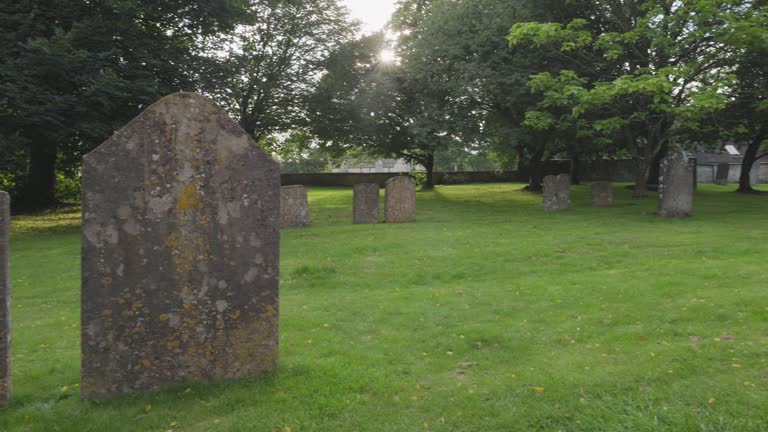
0;192;10;408
543;174;571;211
385;176;416;223
591;181;613;207
81;93;280;400
353;183;379;224
280;185;310;228
658;153;694;218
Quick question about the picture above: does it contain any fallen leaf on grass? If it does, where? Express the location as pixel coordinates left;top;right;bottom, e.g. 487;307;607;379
533;386;545;393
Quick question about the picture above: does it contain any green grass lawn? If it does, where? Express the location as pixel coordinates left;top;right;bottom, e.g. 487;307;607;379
3;183;768;431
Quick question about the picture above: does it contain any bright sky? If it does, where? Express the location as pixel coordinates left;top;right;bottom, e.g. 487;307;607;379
342;0;398;34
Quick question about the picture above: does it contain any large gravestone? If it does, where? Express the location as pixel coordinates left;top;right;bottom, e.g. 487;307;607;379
0;192;10;409
385;177;416;223
543;174;571;211
353;183;379;224
715;163;729;185
81;93;280;400
591;181;613;207
280;185;310;228
658;153;694;217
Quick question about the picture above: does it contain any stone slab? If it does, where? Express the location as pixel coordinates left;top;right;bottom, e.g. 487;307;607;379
543;174;571;211
591;181;613;206
658;153;694;217
81;93;280;399
0;192;10;409
384;177;416;223
280;185;310;228
353;183;379;224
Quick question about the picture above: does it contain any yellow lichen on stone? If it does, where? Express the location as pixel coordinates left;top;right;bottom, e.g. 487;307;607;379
177;183;201;211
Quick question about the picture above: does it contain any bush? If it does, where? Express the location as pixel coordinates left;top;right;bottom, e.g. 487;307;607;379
55;172;81;203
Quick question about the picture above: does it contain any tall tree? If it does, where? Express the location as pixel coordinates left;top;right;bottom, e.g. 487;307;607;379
201;0;357;145
398;0;584;191
0;0;245;209
509;0;763;197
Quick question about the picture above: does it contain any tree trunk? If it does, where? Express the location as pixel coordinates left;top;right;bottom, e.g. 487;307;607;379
21;135;58;210
570;155;581;185
646;140;668;188
737;136;762;193
632;158;651;199
422;152;435;190
526;157;545;192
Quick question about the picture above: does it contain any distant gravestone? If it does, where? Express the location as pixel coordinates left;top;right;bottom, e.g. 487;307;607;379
385;176;416;223
353;183;379;224
0;192;10;409
749;162;760;186
543;174;571;211
81;93;280;400
715;163;729;185
280;185;310;228
591;181;613;207
658;153;694;217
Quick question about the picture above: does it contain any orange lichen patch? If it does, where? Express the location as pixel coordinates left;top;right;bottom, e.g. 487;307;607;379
101;309;113;316
141;359;152;368
177;183;201;211
228;310;241;320
167;340;180;349
159;314;170;321
102;276;113;285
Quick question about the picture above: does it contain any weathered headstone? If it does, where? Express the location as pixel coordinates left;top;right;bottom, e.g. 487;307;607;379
0;192;10;409
385;176;416;223
543;174;571;211
353;183;379;224
715;163;729;185
81;93;280;400
750;162;760;186
280;185;310;228
658;153;694;217
591;181;613;207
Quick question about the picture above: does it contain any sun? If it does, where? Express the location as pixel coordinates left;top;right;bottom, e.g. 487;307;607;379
379;49;397;64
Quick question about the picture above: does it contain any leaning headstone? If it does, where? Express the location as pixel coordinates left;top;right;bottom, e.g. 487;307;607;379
0;192;10;409
81;93;280;400
591;181;613;207
658;153;694;217
543;174;571;211
353;183;379;224
715;163;729;185
280;185;310;228
385;176;416;223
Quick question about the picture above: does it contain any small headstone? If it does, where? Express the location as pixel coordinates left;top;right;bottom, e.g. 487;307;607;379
385;176;416;223
81;93;280;399
353;183;379;224
280;185;310;228
543;174;571;211
715;163;729;185
658;153;694;217
591;181;613;206
0;192;10;409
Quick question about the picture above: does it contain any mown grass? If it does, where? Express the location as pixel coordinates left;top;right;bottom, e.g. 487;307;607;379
2;183;768;431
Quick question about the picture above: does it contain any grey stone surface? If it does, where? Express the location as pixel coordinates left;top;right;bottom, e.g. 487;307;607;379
384;177;416;223
81;93;280;400
0;192;10;409
715;163;729;185
591;181;613;207
658;153;694;218
353;183;379;224
543;174;571;211
280;185;310;228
